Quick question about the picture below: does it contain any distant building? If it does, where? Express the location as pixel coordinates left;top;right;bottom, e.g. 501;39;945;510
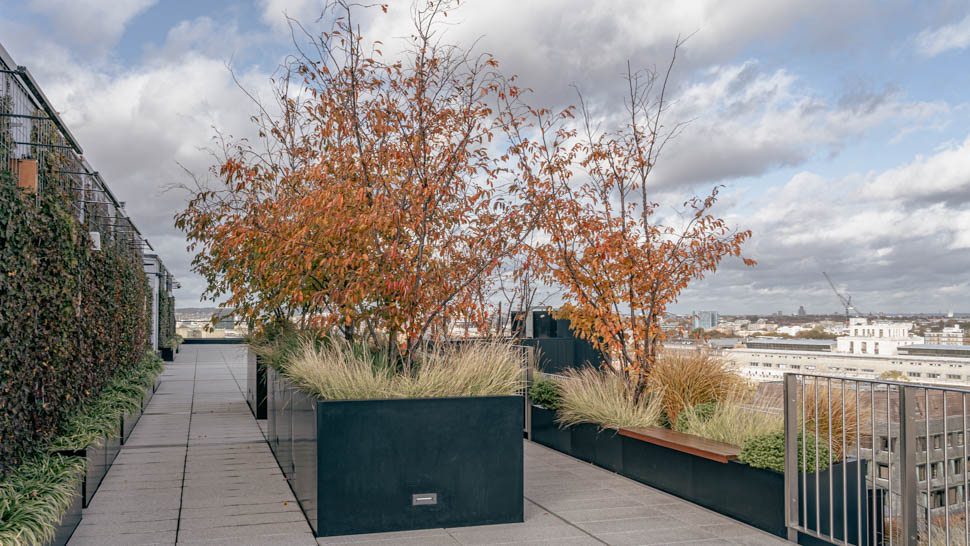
691;310;719;330
797;305;806;316
924;326;967;346
835;317;923;356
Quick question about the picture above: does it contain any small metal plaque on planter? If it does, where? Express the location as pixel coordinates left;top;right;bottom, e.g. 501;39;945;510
412;493;437;506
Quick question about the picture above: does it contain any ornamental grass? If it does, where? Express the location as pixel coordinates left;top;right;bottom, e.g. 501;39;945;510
0;453;85;546
556;367;664;430
677;389;784;447
282;339;524;400
647;352;747;428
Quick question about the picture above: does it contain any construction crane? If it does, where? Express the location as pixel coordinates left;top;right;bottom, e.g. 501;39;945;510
823;272;856;326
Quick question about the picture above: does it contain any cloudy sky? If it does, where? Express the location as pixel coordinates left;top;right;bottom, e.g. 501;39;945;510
3;0;970;314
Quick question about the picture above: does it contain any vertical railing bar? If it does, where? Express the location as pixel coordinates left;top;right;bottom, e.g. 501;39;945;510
857;381;863;546
804;376;809;531
926;388;931;546
899;385;917;546
945;390;950;545
872;383;877;546
785;374;799;542
960;392;970;546
831;377;836;542
843;379;848;543
817;376;821;534
888;386;893;546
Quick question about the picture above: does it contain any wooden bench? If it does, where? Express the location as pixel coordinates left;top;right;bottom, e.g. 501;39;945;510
618;426;741;464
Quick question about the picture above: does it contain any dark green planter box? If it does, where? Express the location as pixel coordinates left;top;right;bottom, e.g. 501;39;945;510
121;404;142;444
530;405;570;453
45;479;82;546
58;440;108;508
528;406;878;543
160;347;174;361
247;351;267;419
269;376;524;537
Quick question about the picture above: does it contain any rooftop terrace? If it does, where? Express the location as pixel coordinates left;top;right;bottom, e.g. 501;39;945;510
67;344;785;546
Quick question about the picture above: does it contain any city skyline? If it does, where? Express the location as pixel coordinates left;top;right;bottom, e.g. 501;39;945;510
3;0;969;312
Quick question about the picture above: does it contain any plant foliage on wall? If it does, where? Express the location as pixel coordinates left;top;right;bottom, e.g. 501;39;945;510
0;171;151;474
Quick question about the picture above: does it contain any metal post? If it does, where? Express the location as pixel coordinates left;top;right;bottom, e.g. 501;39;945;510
525;346;535;440
784;373;799;542
898;385;918;546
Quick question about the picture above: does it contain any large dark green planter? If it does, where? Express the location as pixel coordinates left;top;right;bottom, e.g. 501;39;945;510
45;479;82;546
247;351;267;419
269;375;524;537
530;405;570;453
160;347;174;361
529;406;878;543
58;441;107;508
121;405;142;444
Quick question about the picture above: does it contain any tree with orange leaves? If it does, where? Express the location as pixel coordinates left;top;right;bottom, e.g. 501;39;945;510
176;0;566;367
533;42;755;403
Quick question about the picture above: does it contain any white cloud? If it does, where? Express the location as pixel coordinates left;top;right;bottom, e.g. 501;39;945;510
257;0;324;34
914;12;970;57
680;137;970;313
26;0;157;52
862;136;970;206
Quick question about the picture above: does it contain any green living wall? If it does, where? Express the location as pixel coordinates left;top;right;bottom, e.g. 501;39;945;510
0;173;151;473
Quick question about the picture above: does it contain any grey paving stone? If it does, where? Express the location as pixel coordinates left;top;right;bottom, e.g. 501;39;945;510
67;531;176;545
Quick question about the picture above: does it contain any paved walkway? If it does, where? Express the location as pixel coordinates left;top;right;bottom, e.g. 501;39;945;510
69;345;786;546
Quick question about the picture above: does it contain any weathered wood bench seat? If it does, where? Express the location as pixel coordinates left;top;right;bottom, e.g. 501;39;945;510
618;426;741;464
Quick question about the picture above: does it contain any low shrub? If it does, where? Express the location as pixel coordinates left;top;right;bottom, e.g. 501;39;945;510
48;352;163;452
556;368;664;430
0;453;85;546
673;401;718;433
529;377;562;411
283;339;523;400
739;431;830;473
648;352;746;428
677;391;783;446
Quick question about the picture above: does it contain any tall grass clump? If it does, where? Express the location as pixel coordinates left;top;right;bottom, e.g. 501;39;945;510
677;390;783;447
283;339;523;400
801;380;868;461
0;453;85;546
557;368;664;430
648;352;745;428
250;323;312;371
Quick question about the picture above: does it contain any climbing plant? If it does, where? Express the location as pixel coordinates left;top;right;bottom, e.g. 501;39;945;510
0;171;151;474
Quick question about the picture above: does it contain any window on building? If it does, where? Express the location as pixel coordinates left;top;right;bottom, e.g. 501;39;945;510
918;437;927;451
934;435;943;449
763;363;772;368
958;432;965;446
874;342;880;353
879;329;884;337
777;364;786;369
918;464;927;481
933;490;945;508
951;457;963;475
878;464;889;479
932;462;943;479
908;372;922;378
862;342;868;354
948;374;962;380
791;365;801;369
928;373;940;379
806;365;816;370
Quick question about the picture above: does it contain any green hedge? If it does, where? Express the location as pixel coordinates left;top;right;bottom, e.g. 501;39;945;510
739;431;830;473
0;173;151;473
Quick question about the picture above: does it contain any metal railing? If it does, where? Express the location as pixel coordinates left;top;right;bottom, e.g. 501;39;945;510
785;373;970;545
0;42;152;260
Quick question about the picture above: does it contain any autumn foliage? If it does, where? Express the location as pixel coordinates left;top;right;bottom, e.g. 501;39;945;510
177;1;754;379
532;49;754;403
176;0;561;365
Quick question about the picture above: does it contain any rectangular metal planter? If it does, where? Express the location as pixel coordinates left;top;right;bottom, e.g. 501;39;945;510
58;441;107;508
160;347;174;361
530;405;571;454
121;404;142;444
270;376;524;537
247;350;267;419
529;405;878;543
45;479;82;546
